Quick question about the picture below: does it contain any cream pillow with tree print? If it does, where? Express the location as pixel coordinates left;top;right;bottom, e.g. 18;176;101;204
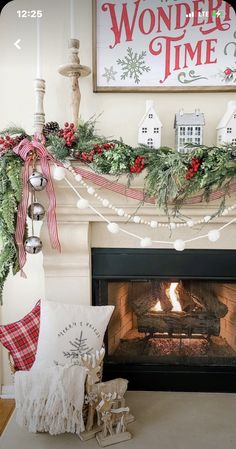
33;300;114;368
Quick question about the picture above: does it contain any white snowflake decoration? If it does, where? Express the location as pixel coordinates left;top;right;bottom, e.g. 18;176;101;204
102;66;117;83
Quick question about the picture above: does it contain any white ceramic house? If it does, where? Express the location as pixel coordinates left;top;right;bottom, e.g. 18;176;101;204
174;109;205;153
216;101;236;147
138;100;162;149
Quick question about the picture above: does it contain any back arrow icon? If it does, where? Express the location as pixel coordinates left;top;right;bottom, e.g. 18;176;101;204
14;39;21;50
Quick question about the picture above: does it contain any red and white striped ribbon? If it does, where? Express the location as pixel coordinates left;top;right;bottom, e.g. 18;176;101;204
13;138;61;275
73;165;235;205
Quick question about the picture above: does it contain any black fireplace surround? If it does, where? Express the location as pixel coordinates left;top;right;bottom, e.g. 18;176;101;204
92;248;236;392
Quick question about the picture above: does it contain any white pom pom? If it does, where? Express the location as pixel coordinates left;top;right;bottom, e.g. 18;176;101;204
117;208;125;217
170;222;176;230
75;174;82;182
53;166;66;181
87;186;95;195
174;239;185;251
187;220;194;227
102;199;109;207
150;220;158;228
107;222;120;234
140;237;152;247
133;215;141;224
208;229;220;242
222;209;229;216
204;215;211;223
77;198;89;209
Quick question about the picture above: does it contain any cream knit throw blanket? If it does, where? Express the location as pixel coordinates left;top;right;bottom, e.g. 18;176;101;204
14;364;87;435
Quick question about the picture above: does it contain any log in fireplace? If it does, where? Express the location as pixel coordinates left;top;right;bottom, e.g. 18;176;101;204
92;249;236;392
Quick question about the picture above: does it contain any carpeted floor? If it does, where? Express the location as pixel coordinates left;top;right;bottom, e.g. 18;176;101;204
1;391;236;449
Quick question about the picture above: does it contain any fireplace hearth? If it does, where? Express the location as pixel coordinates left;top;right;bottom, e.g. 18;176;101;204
92;249;236;392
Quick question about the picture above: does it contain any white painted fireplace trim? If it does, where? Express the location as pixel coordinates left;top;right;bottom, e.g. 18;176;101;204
40;168;236;305
2;169;236;390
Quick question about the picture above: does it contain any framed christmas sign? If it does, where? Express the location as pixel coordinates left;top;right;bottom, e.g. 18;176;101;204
92;0;236;92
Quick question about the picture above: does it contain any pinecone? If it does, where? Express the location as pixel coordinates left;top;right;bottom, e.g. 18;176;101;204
14;133;29;145
43;121;60;137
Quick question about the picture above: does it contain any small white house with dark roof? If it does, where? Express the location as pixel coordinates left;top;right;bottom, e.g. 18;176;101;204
216;101;236;147
174;109;205;153
138;100;162;149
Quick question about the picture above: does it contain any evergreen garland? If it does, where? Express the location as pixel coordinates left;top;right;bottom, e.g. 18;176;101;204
1;119;236;301
0;152;23;303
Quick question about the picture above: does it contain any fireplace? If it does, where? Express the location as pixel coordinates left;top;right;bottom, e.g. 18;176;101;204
92;248;236;392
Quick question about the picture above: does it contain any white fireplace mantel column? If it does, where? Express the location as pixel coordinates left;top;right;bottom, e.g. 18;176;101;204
41;219;91;304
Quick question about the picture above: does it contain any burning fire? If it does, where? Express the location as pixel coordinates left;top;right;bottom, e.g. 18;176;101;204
153;301;162;312
152;282;182;312
169;282;182;312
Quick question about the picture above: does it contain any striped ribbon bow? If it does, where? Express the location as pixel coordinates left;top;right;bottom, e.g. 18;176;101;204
13;137;61;276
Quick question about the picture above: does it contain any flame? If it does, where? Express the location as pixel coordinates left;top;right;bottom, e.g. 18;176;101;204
152;282;182;312
152;301;162;312
169;282;182;312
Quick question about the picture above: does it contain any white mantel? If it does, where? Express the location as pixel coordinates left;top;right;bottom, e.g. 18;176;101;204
40;167;236;305
2;167;236;390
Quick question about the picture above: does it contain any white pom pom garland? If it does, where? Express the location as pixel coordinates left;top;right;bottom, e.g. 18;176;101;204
102;199;109;207
173;239;185;251
77;198;89;209
75;174;82;182
53;166;66;181
208;229;220;242
62;162;236;250
187;220;194;227
87;187;95;195
107;222;120;234
150;220;158;228
140;237;152;247
117;208;125;217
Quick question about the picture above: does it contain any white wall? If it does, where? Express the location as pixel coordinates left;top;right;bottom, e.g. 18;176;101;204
0;0;235;387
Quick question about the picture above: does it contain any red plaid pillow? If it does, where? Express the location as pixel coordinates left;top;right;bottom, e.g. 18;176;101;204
0;301;40;371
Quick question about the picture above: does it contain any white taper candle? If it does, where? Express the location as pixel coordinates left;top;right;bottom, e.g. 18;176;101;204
70;0;75;38
36;17;42;78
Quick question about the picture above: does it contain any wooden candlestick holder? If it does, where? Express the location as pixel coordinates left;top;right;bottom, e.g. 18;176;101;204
58;39;91;127
34;78;46;135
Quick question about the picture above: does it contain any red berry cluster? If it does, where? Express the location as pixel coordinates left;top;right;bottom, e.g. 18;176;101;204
81;142;115;163
129;156;145;173
186;157;202;180
0;135;17;150
224;68;232;76
63;123;76;147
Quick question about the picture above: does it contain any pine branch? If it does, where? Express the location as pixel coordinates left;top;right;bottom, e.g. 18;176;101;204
7;158;23;201
2;191;17;234
0;126;26;135
47;135;70;161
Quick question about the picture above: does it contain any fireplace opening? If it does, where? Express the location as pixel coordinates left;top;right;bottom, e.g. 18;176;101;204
92;249;236;391
106;280;236;366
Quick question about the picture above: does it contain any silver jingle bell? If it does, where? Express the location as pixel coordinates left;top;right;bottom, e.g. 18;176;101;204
24;236;43;254
28;202;46;221
28;171;48;191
